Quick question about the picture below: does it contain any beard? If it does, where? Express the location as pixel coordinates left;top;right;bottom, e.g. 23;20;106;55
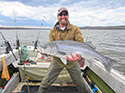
59;18;68;25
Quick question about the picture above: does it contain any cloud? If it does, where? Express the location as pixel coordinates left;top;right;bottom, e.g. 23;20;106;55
0;1;57;23
66;0;125;26
0;0;125;26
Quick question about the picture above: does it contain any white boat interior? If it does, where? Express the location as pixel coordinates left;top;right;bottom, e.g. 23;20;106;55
0;46;125;93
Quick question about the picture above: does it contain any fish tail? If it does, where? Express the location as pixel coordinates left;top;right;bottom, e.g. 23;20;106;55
104;57;117;72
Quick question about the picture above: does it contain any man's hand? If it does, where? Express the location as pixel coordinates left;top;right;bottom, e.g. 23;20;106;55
66;53;81;61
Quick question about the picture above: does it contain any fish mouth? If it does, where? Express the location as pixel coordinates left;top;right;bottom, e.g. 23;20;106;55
39;48;44;53
41;48;45;53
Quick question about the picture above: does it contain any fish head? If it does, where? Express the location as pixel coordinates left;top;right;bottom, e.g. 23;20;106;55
40;42;58;55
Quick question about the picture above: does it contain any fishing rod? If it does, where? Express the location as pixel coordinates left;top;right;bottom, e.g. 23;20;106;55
33;18;44;52
86;18;94;42
13;11;20;51
0;31;18;61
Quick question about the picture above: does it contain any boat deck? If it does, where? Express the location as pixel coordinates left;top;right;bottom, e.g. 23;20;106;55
2;46;125;93
13;82;79;93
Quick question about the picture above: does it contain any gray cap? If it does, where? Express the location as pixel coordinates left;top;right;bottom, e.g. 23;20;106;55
57;7;68;15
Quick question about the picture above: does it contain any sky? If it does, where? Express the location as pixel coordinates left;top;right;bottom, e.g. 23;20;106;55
0;0;125;27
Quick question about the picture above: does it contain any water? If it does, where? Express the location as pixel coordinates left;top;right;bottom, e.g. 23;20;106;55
0;29;125;74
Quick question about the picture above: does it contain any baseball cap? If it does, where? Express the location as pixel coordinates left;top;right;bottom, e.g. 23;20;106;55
57;7;68;15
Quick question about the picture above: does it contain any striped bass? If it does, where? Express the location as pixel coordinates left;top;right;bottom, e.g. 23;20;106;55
39;40;117;72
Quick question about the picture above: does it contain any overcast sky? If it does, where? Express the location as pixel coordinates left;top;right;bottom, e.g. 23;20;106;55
0;0;125;27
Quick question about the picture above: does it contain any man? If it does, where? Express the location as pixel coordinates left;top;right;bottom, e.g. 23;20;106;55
38;7;87;93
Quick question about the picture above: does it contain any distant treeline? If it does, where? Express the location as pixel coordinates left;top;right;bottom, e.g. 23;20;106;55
0;27;31;30
79;26;125;30
0;26;125;30
0;27;51;30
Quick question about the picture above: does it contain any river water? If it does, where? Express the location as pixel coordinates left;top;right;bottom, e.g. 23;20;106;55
0;29;125;74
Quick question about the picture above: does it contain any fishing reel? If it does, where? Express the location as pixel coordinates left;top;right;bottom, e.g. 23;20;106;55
1;40;13;54
15;39;20;49
0;41;6;47
33;40;40;52
5;41;13;54
0;41;10;54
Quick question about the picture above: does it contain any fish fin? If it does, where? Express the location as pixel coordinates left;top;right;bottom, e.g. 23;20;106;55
104;57;117;72
60;58;67;65
58;51;67;55
104;64;112;73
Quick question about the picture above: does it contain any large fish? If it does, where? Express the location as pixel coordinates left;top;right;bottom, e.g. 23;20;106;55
39;40;117;72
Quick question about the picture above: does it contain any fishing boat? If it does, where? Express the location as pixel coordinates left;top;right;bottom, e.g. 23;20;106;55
0;43;125;93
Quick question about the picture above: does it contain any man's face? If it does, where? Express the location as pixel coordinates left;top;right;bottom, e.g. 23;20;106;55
57;11;69;26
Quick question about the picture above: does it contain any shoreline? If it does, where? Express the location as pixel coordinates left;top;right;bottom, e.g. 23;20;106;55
79;26;125;30
0;27;51;30
0;26;125;30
